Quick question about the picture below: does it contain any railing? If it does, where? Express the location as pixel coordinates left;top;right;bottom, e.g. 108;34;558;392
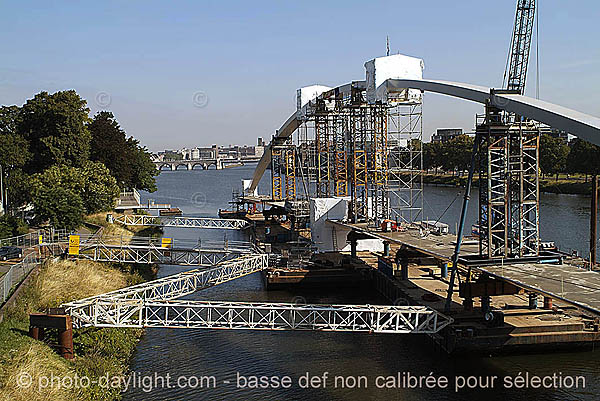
0;229;68;248
0;228;70;307
1;252;42;304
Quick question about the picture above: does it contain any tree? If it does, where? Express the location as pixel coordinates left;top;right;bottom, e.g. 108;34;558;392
88;112;158;192
0;106;30;170
0;214;28;239
88;111;132;187
567;138;600;180
540;134;569;180
31;162;119;215
32;186;84;230
423;141;444;173
18;90;91;173
442;135;474;175
126;138;158;192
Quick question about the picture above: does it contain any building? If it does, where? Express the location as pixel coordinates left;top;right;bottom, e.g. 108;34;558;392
431;128;463;143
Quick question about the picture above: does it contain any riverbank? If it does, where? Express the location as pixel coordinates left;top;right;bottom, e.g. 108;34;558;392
422;173;594;195
0;258;156;401
0;217;159;401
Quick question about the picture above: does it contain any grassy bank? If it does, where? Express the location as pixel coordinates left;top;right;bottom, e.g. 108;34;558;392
0;259;156;401
85;212;163;238
422;173;594;195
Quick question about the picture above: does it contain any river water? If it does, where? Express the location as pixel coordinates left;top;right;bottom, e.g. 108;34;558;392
124;166;599;400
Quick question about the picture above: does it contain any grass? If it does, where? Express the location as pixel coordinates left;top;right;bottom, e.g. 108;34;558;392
0;259;155;400
84;212;162;239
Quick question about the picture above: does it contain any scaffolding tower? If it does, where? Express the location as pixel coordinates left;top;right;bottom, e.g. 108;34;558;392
387;102;423;224
478;104;540;258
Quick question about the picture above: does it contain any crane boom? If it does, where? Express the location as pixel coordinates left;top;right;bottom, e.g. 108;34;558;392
504;0;536;94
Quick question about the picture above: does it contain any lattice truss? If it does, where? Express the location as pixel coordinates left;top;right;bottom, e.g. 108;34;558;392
387;102;423;224
64;254;269;327
478;107;540;258
64;251;452;333
113;214;249;230
271;142;297;201
76;239;253;266
79;301;452;334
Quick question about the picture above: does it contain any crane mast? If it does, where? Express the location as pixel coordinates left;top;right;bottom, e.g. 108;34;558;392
504;0;536;94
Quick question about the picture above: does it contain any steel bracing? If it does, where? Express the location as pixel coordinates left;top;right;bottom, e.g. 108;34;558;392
478;106;540;258
68;300;453;333
387;102;423;224
64;254;269;327
113;214;249;230
268;82;425;226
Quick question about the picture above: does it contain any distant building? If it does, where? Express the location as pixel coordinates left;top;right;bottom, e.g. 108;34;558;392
432;128;463;143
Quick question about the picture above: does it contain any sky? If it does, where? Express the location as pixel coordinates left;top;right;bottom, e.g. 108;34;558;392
1;0;599;151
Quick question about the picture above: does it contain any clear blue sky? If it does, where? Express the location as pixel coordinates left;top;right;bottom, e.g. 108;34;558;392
1;0;599;151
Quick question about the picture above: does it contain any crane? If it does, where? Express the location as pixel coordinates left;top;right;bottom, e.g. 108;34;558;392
503;0;536;94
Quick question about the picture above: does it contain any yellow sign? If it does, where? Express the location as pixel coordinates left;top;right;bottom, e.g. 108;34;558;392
39;235;43;245
68;235;80;255
447;261;454;268
161;238;172;248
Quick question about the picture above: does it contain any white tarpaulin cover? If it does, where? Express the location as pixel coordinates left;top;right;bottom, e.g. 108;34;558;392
296;85;333;118
365;54;424;104
310;197;383;252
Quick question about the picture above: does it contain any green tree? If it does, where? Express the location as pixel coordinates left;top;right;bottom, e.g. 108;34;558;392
0;105;30;170
18;90;91;173
442;135;474;175
567;138;600;180
32;186;84;230
126;138;158;192
31;162;119;215
540;134;570;180
423;141;444;173
88;112;158;192
88;111;132;187
0;214;28;239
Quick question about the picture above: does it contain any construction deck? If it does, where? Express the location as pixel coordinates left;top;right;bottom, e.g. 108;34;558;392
330;220;600;316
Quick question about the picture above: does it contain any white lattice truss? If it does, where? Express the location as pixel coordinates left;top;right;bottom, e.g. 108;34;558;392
64;254;269;326
113;214;250;230
70;300;452;334
76;240;253;266
64;253;452;334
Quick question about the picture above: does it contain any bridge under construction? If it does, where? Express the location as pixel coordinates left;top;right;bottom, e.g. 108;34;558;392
27;0;600;358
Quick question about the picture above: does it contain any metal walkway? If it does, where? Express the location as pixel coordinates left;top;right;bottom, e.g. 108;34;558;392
63;252;452;334
76;238;254;266
64;253;269;326
70;300;452;333
112;214;250;230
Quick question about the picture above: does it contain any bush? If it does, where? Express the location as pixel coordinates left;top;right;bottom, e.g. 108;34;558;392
0;214;29;239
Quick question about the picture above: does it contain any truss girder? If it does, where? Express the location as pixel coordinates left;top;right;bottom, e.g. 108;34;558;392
64;254;269;327
69;300;453;334
113;214;249;230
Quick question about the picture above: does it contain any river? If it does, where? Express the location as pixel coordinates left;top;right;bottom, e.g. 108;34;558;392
124;166;599;400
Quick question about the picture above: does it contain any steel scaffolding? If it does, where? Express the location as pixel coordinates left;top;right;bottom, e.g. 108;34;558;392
387;102;423;224
269;83;423;227
478;105;540;258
